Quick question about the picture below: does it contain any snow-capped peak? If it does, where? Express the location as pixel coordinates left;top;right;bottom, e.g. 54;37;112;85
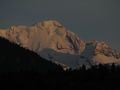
0;20;119;68
0;20;85;55
80;41;120;65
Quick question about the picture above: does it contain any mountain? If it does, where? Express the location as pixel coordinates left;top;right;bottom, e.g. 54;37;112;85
80;41;120;65
0;37;63;72
0;20;120;68
0;20;85;54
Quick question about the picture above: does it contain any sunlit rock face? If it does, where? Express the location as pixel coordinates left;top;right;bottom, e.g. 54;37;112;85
80;41;120;65
0;20;85;55
0;20;120;68
0;29;7;38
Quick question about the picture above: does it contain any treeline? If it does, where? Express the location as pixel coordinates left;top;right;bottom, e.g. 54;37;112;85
0;37;120;89
0;64;120;89
64;64;120;89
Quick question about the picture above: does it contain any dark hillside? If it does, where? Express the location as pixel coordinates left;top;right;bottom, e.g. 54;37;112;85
0;37;63;72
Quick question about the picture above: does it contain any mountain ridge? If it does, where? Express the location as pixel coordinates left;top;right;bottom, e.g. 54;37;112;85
0;20;119;68
0;37;63;72
0;20;85;54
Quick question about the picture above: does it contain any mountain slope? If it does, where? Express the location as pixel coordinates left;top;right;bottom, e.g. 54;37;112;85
0;20;120;68
0;37;63;72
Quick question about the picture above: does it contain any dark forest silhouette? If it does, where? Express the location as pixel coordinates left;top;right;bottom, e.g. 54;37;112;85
0;37;120;89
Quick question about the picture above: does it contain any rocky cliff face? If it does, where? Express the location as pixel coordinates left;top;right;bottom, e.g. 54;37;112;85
0;20;85;55
80;41;120;65
0;20;120;68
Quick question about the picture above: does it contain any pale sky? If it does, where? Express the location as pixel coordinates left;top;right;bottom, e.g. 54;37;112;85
0;0;120;50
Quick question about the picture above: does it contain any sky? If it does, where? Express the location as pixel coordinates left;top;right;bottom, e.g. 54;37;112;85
0;0;120;50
